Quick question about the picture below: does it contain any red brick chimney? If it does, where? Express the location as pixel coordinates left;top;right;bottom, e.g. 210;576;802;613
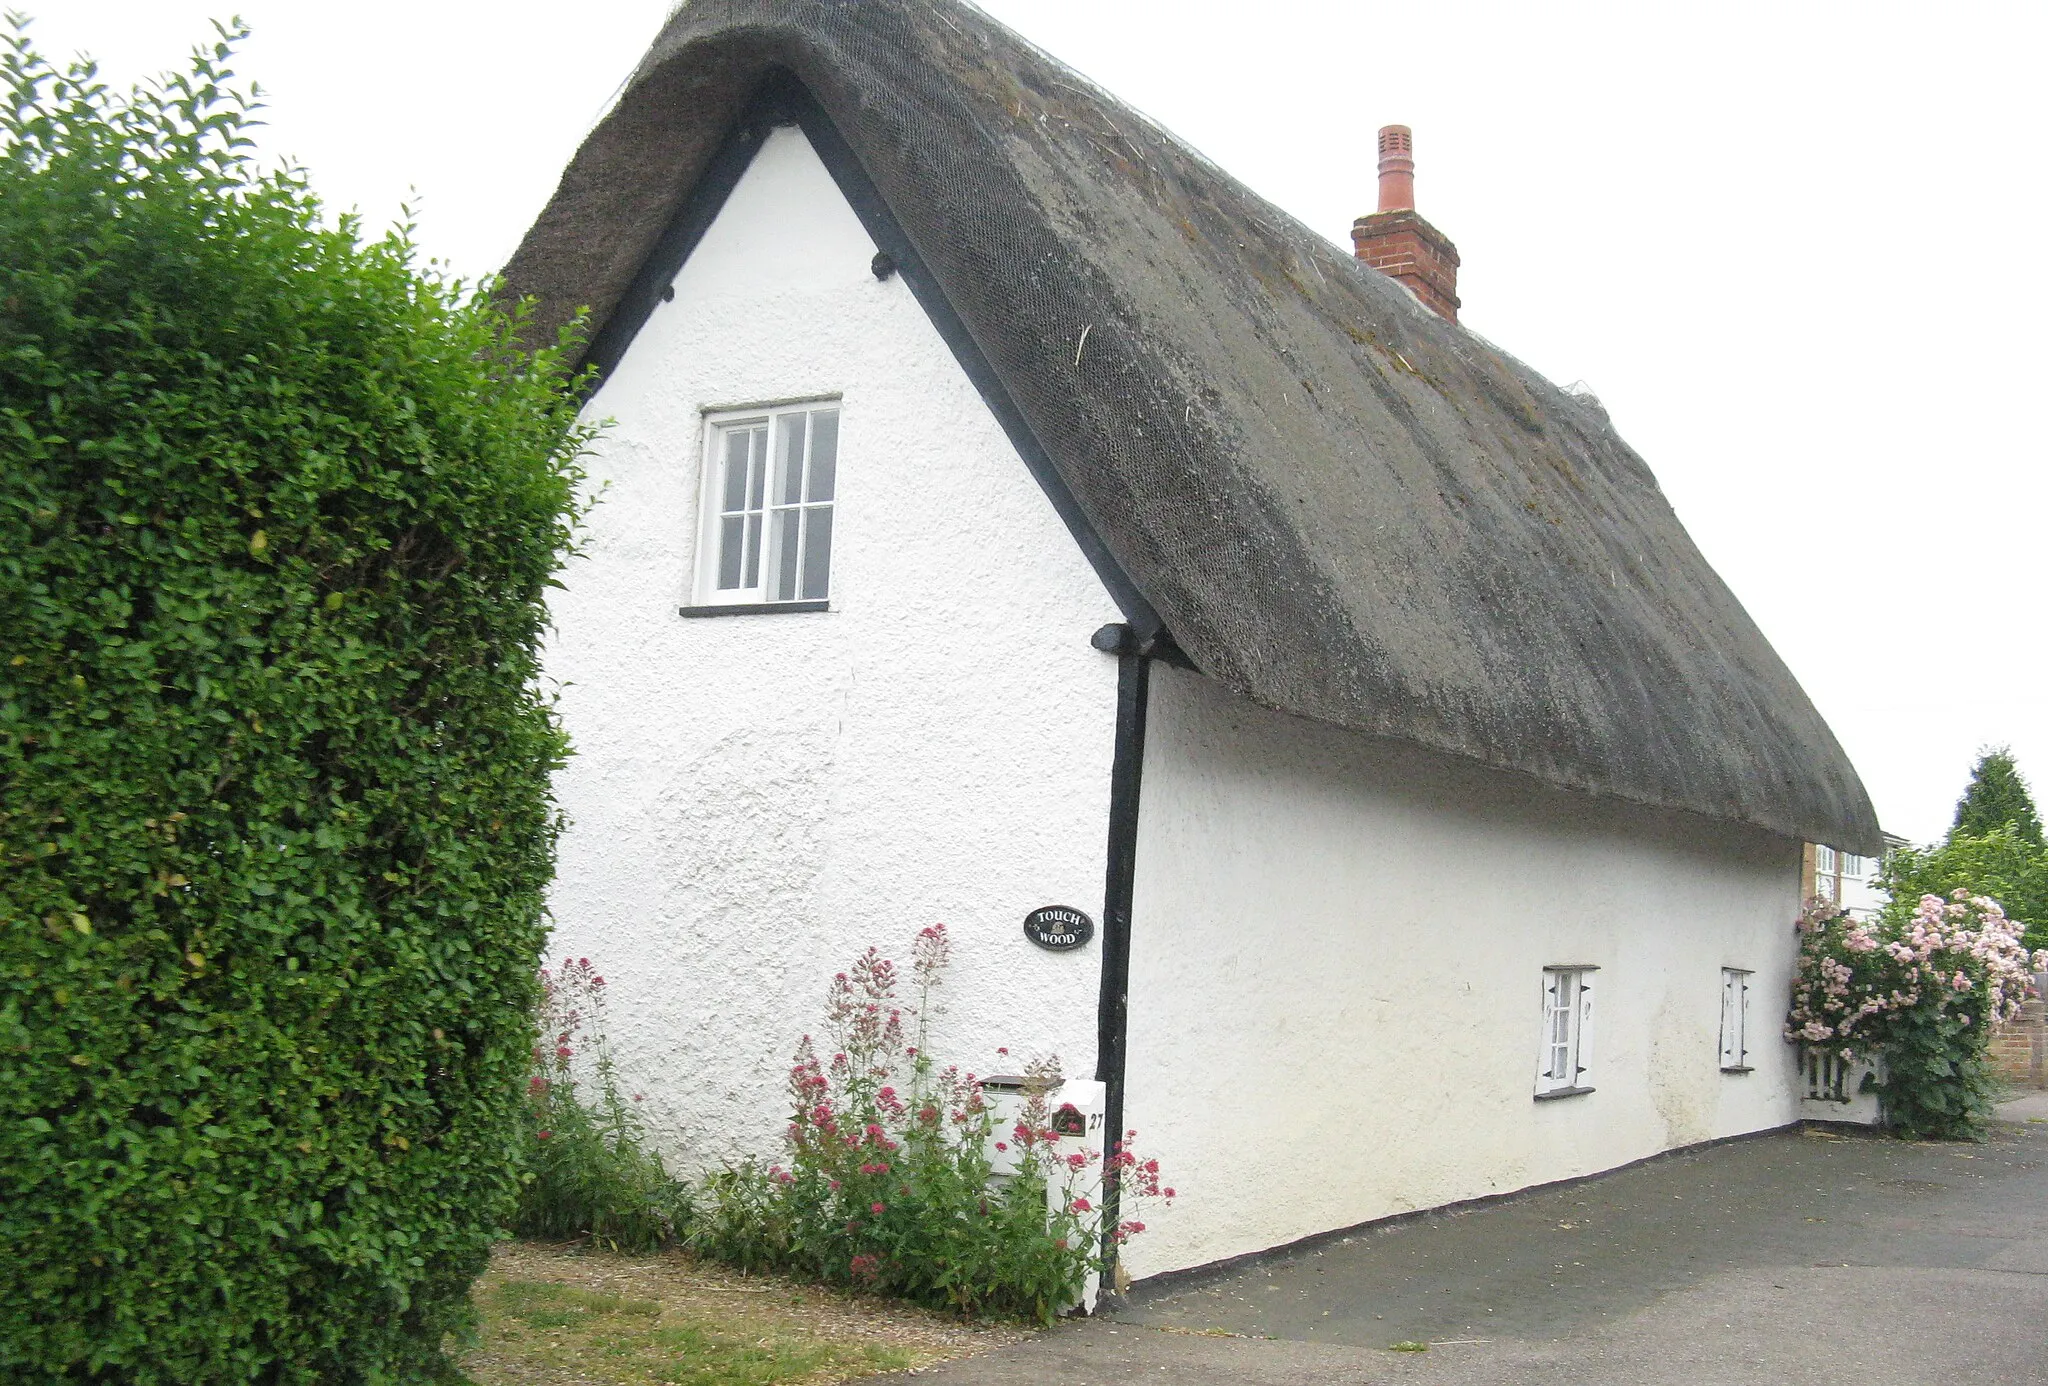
1351;125;1461;322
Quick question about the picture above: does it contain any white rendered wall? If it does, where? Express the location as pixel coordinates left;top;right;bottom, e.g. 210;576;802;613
1121;667;1805;1280
544;126;1123;1169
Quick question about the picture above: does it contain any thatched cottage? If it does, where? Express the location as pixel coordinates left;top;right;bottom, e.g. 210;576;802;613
502;0;1879;1289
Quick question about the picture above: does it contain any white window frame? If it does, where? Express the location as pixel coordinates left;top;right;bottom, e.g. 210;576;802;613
1535;965;1596;1099
1720;967;1753;1072
691;399;840;609
1811;843;1841;905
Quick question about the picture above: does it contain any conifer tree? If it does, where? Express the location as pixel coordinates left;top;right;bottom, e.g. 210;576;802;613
1950;747;2045;847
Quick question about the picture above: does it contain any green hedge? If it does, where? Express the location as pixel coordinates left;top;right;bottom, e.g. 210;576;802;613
0;26;590;1381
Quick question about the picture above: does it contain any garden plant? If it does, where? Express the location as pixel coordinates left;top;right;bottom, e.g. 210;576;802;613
0;22;590;1380
691;925;1169;1323
516;957;691;1252
1880;827;2048;956
1788;891;2047;1139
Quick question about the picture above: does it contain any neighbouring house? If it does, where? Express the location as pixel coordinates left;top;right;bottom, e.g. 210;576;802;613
1802;833;1909;920
503;0;1880;1290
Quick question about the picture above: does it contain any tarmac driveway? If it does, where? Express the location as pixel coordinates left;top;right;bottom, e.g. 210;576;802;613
881;1098;2048;1385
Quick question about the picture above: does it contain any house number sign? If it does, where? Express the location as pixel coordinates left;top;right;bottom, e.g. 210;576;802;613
1023;905;1094;952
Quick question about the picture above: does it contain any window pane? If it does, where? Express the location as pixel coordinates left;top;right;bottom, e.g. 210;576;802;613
722;431;750;512
717;515;744;589
747;430;767;509
808;409;838;501
771;509;801;602
742;514;761;588
777;414;806;505
800;506;832;600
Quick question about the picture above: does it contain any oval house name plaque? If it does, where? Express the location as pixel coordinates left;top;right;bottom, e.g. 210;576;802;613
1023;905;1094;952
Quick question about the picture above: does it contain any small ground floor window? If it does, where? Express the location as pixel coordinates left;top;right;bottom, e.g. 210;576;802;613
1535;965;1596;1098
1720;967;1753;1072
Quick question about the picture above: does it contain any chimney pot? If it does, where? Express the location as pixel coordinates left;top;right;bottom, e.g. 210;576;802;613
1352;124;1461;323
1376;125;1415;212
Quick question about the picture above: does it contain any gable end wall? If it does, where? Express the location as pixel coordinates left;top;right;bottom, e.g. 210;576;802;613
543;126;1123;1168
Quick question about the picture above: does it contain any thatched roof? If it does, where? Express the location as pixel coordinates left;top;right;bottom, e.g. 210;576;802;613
502;0;1880;852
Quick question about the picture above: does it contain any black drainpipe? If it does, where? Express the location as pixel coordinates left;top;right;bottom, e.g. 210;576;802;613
1090;622;1156;1305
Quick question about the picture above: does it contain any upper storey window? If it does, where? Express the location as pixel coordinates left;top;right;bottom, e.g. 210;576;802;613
694;402;838;609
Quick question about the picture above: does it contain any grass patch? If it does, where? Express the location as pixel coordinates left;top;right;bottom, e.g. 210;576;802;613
473;1280;907;1385
462;1241;1024;1386
490;1281;662;1329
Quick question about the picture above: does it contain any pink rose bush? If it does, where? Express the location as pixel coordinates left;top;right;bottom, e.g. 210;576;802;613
693;925;1169;1323
1788;891;2046;1138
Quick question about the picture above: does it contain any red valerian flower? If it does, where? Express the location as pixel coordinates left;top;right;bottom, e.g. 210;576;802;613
536;1130;552;1140
870;1201;886;1215
1070;1197;1092;1213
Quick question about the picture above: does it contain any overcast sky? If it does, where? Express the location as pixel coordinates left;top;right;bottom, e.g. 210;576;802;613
27;0;2047;845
